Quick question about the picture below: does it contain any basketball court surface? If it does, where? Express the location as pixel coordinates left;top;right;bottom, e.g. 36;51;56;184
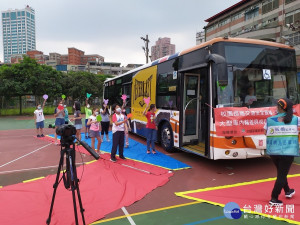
1;116;300;224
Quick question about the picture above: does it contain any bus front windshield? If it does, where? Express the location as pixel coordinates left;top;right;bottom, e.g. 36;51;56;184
217;43;298;108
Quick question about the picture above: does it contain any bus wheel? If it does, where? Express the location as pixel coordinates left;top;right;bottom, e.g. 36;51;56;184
160;122;174;152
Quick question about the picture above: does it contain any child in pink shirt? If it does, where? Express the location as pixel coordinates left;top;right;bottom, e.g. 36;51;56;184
87;108;102;154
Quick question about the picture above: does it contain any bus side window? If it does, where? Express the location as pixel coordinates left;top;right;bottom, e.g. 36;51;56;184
123;84;131;107
157;72;177;110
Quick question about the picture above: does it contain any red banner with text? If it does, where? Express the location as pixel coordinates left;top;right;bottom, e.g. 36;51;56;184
214;105;300;137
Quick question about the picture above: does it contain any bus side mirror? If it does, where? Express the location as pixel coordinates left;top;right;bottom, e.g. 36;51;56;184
206;54;228;86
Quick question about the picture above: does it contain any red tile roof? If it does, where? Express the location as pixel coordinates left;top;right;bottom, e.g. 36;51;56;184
205;0;250;22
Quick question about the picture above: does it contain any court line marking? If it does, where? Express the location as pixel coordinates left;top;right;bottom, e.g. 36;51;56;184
0;143;52;168
121;207;136;225
91;202;200;224
175;173;300;195
0;135;37;139
121;164;151;174
0;163;86;175
184;216;226;225
23;176;45;183
175;174;300;225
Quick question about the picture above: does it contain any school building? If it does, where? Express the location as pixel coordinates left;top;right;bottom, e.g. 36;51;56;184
199;0;300;70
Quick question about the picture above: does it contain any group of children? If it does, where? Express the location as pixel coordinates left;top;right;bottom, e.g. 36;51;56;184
34;97;158;163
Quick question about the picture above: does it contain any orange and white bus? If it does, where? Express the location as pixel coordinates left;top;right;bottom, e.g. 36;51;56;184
104;37;299;159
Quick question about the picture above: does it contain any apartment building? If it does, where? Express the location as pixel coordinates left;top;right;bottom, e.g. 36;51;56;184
27;50;47;64
151;37;176;61
2;5;36;63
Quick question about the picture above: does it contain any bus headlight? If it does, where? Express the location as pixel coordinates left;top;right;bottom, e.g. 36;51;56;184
231;140;237;145
233;152;238;157
225;150;230;155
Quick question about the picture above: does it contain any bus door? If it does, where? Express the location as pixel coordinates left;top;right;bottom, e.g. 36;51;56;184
182;71;207;156
183;73;200;143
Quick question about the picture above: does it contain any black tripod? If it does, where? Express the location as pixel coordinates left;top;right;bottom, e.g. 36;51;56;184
46;141;86;225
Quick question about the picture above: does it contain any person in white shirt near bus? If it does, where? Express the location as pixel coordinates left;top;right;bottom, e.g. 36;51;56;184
110;104;128;162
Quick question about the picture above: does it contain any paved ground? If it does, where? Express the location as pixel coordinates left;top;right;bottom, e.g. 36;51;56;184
1;115;300;225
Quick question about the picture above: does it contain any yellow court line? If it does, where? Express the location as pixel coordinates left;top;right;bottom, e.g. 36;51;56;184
23;176;45;183
175;174;300;195
91;201;201;224
175;196;300;225
176;174;300;225
85;160;97;165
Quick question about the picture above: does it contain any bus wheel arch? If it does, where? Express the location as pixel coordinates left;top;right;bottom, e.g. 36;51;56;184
158;120;175;152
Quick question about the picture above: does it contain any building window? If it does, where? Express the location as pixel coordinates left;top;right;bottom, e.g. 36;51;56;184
207;23;218;33
245;6;259;20
10;12;17;20
285;9;300;26
219;17;230;27
232;11;243;21
262;0;279;14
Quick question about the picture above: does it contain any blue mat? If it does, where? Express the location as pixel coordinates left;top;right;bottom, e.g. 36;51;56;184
48;132;190;170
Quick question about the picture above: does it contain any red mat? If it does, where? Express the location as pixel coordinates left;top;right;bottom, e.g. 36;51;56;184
0;159;172;225
176;174;300;224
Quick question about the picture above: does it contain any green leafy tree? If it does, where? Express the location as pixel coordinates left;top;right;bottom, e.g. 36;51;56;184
62;71;105;103
31;64;63;103
0;56;63;114
0;56;109;114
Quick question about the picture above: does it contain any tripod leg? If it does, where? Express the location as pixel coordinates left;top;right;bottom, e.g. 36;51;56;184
46;149;65;225
74;173;86;225
71;147;86;225
68;150;80;225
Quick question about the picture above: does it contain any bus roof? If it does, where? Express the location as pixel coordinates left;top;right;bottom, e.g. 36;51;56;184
105;37;294;82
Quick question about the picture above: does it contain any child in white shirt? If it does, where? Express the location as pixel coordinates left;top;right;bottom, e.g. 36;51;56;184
34;98;47;137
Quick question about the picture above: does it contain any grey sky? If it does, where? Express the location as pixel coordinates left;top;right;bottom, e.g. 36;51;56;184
1;0;241;65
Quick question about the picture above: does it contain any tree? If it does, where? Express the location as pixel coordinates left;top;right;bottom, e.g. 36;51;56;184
0;57;109;114
0;58;33;114
0;56;63;114
62;71;105;103
31;64;63;103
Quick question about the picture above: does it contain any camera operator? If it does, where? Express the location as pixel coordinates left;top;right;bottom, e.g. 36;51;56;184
54;100;65;145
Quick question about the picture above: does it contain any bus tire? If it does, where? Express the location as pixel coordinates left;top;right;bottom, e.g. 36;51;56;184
160;122;174;152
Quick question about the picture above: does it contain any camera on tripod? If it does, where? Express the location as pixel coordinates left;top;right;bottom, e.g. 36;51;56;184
56;124;100;160
56;124;76;147
47;124;100;225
